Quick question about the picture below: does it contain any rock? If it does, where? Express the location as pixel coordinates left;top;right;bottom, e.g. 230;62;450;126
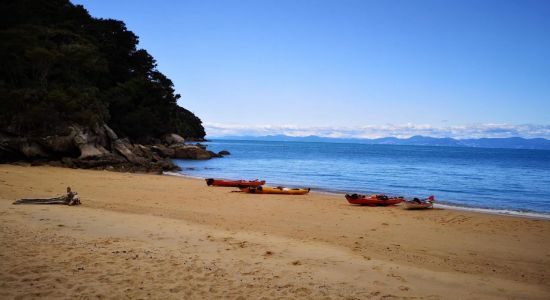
162;133;185;145
77;143;109;159
208;150;222;158
170;144;212;160
218;150;230;155
186;137;207;142
40;134;77;154
133;144;179;172
151;144;175;157
153;158;180;172
19;141;49;158
133;144;153;159
46;160;65;168
112;138;148;165
135;145;156;159
103;124;118;140
195;143;207;149
65;153;127;169
1;122;212;172
0;133;24;161
71;125;110;159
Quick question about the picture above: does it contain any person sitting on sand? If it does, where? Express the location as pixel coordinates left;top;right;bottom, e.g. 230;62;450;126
66;187;81;206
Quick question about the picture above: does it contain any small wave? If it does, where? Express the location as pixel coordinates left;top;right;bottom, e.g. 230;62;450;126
434;203;550;220
163;171;204;180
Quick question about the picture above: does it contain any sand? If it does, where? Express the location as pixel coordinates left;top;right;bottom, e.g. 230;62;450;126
0;165;549;299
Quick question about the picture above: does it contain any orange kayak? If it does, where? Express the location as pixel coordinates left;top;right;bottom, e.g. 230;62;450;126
240;186;310;195
205;178;265;188
345;194;404;206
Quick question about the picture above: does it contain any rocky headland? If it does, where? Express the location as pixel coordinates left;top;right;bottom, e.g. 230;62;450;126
0;124;228;174
0;1;227;173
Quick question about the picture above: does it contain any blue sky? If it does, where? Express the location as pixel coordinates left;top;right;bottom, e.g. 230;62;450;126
72;0;550;138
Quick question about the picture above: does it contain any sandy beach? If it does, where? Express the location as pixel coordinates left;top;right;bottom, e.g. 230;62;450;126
0;165;549;299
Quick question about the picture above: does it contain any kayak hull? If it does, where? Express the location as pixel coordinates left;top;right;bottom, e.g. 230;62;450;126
403;196;435;210
345;194;404;206
206;178;265;188
403;201;433;209
241;186;310;195
403;196;435;209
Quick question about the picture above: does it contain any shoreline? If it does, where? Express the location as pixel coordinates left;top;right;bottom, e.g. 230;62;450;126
2;165;549;299
165;171;550;220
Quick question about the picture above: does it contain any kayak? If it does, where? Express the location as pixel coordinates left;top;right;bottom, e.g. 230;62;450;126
240;186;310;195
403;196;435;210
345;194;404;206
205;178;265;188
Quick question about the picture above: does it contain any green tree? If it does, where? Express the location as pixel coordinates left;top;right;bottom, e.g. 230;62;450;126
0;0;205;140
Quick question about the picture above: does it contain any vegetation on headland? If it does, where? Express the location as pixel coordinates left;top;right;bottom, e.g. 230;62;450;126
0;0;205;140
0;0;221;172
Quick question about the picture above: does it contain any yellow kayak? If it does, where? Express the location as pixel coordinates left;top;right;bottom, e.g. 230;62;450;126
240;186;310;195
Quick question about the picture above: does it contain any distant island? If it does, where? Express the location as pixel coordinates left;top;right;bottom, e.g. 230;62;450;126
210;135;550;150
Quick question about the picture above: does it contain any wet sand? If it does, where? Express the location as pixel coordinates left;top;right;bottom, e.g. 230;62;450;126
0;165;549;299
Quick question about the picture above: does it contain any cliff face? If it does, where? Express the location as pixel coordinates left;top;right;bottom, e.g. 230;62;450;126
0;123;223;173
0;0;209;170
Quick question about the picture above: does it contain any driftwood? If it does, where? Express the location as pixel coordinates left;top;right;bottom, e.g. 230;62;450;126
13;196;69;205
13;186;81;205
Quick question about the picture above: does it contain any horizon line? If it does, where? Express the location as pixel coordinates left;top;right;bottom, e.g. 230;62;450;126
203;122;550;140
204;134;549;141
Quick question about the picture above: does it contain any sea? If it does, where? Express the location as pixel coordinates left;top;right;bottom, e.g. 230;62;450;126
172;139;550;218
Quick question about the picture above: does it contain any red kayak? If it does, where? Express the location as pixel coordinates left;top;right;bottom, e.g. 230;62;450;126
205;178;265;188
403;196;435;210
345;194;404;206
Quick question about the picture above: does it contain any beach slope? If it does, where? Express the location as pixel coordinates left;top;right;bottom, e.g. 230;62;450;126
1;165;549;299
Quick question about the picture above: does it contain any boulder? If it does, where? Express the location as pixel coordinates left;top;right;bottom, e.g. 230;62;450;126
77;143;110;158
1;123;212;172
103;124;118;141
153;158;180;172
65;153;127;169
218;150;231;155
71;125;110;159
134;145;175;166
19;141;49;158
40;133;77;154
133;144;152;159
151;144;175;157
170;144;212;160
162;133;185;145
112;138;148;165
208;150;222;158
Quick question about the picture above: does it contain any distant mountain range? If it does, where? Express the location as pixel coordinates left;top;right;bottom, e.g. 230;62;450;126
208;135;550;150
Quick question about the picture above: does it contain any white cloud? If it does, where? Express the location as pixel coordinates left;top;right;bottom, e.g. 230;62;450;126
204;122;550;139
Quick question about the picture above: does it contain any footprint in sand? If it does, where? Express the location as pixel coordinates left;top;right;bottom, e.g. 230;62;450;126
387;273;407;282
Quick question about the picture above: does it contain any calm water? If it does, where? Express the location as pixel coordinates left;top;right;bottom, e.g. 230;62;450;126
173;140;550;215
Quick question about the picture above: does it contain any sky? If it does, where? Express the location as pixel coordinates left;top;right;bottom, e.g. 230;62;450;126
72;0;550;138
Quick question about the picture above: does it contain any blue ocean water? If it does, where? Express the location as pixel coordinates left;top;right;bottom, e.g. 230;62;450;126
173;140;550;215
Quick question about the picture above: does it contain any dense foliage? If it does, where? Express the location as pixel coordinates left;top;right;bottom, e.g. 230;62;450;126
0;0;205;140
